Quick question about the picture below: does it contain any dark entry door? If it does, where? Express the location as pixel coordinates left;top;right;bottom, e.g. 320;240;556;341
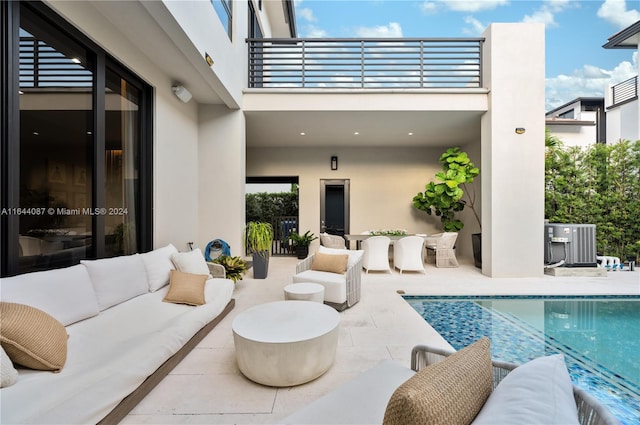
320;179;350;236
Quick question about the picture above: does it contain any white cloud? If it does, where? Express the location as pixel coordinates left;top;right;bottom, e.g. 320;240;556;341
597;0;640;29
420;0;508;14
462;16;486;35
355;22;403;38
522;0;573;27
305;25;328;38
297;8;316;23
545;53;637;111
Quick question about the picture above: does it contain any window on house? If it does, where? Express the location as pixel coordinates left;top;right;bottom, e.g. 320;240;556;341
1;1;152;276
212;0;233;40
558;110;574;119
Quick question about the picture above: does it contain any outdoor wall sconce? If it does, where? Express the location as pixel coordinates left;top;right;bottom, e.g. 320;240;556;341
204;52;214;67
331;156;338;170
515;127;526;134
172;85;193;103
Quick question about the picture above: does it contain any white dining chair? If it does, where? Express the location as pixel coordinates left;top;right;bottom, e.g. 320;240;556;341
361;236;391;274
393;236;426;274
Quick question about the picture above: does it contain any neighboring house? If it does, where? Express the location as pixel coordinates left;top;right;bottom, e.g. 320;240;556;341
603;20;640;143
545;97;605;146
1;1;545;278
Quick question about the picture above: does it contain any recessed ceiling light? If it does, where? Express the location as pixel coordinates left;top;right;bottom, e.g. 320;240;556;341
33;132;39;136
71;58;81;64
408;132;414;136
18;90;24;95
87;131;93;135
300;132;306;136
354;132;359;135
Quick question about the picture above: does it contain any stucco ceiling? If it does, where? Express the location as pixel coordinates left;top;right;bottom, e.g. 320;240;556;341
245;110;483;147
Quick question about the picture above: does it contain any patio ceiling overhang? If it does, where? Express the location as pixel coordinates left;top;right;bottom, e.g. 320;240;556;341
243;89;488;147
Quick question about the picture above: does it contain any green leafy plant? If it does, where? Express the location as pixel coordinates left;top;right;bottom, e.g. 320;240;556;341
545;139;640;260
244;221;274;258
212;255;248;283
286;230;317;247
412;147;480;232
368;229;408;236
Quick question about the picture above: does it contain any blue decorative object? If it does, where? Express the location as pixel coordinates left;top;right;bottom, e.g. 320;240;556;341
204;239;231;261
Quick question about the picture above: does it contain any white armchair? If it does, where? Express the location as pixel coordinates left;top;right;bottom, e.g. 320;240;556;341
425;232;459;267
362;236;391;274
293;246;363;311
393;236;425;274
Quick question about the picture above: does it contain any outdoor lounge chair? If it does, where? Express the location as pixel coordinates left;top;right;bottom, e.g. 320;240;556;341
282;341;621;425
393;236;425;274
425;231;459;267
292;247;363;311
320;232;347;249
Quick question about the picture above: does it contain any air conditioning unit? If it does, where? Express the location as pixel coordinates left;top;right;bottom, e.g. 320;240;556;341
544;223;597;267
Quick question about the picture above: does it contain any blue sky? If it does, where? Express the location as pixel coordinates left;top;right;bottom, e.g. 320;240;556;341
293;0;640;111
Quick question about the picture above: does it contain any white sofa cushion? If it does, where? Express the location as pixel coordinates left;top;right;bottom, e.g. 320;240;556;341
282;360;415;424
171;249;211;278
81;254;148;311
318;246;364;269
293;270;346;304
140;244;178;292
1;346;18;388
0;264;99;326
471;354;580;425
0;278;234;425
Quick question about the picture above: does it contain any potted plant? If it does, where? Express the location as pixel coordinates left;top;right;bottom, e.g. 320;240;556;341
287;230;318;259
212;255;248;283
412;147;482;267
244;221;274;279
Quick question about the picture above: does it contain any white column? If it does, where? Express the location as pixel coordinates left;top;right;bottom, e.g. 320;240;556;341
480;23;546;277
198;105;246;256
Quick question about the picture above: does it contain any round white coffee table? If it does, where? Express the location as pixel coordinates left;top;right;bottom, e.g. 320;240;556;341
232;300;340;387
283;282;325;302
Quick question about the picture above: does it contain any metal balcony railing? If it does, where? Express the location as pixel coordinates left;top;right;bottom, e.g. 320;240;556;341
611;76;638;106
247;38;484;89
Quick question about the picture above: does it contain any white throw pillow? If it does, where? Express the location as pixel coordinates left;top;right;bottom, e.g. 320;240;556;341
0;345;18;388
81;254;149;311
318;245;364;269
171;249;211;278
471;354;580;425
0;264;99;326
141;244;178;292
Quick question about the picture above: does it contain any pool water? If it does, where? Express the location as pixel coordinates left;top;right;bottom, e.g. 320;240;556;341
404;295;640;425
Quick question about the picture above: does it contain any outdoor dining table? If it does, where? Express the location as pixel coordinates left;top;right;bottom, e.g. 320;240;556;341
344;234;436;250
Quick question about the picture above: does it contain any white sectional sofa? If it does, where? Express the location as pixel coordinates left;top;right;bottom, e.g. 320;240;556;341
0;245;235;425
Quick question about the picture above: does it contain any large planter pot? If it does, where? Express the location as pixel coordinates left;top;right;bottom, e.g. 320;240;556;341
472;233;482;269
252;252;270;279
295;245;309;259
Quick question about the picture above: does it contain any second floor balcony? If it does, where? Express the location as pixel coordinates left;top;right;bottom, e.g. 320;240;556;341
247;37;484;90
610;75;638;107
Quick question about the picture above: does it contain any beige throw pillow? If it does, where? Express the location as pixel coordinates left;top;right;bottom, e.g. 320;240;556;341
311;252;349;274
0;302;68;372
383;337;493;425
163;270;208;306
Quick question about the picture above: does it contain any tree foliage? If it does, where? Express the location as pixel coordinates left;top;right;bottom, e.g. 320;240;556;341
545;140;640;260
413;147;480;232
245;191;298;224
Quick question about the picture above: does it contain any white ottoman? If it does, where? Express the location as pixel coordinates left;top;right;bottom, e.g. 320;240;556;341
232;301;340;387
284;282;325;303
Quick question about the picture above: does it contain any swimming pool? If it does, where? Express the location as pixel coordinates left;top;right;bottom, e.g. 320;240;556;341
404;295;640;425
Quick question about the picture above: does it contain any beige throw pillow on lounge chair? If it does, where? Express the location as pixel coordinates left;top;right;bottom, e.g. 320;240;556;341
383;337;493;425
311;252;349;274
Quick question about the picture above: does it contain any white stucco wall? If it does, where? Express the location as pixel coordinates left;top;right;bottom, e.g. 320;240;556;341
481;23;545;277
606;101;639;142
246;145;480;262
546;122;597;147
198;106;246;255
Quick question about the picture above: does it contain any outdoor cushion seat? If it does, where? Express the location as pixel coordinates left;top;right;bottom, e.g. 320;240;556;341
293;247;363;311
393;236;425;274
362;236;392;273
